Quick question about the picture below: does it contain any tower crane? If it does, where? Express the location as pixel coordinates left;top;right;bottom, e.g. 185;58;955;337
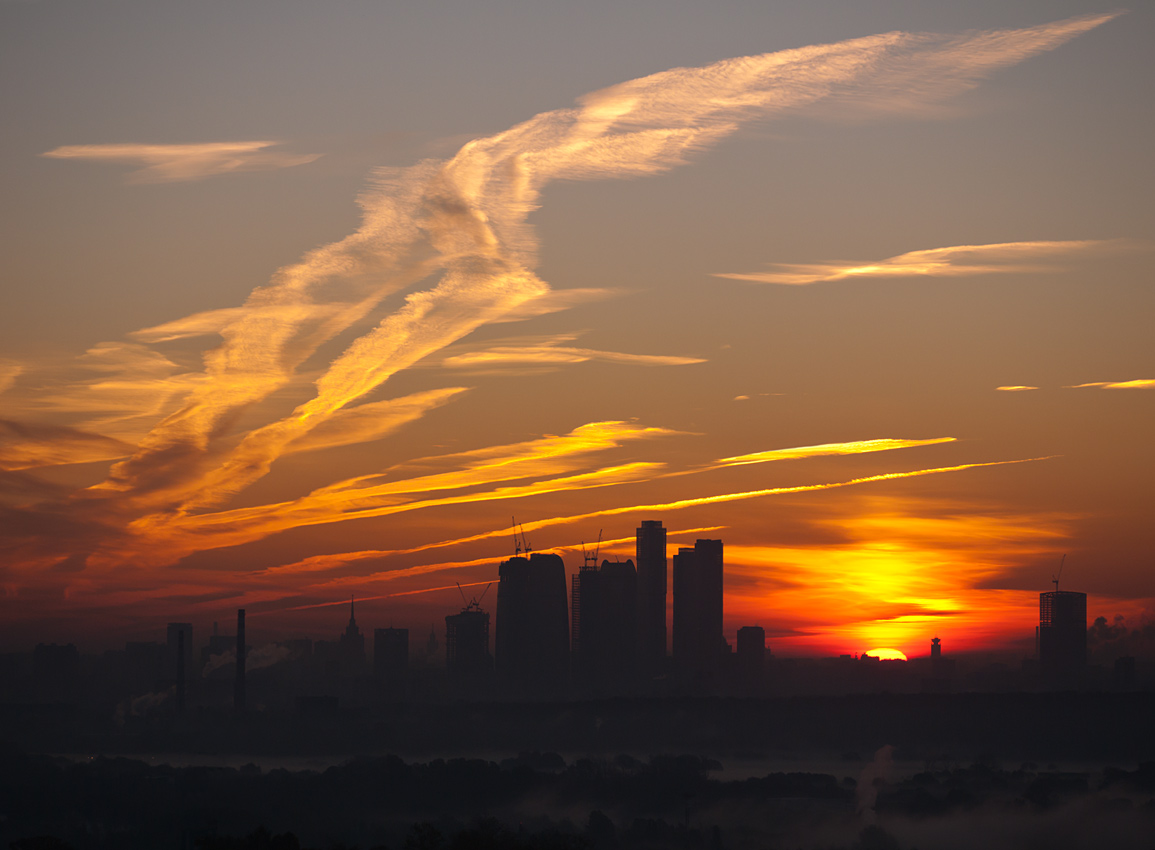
1052;553;1066;592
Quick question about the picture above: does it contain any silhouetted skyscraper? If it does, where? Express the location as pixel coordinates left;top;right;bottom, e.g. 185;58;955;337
175;629;186;714
636;520;667;673
234;608;246;713
1039;590;1086;682
930;636;942;659
338;596;367;675
166;622;193;679
446;603;492;677
496;552;569;692
572;559;637;688
672;539;724;676
32;643;80;701
736;626;765;678
374;627;408;679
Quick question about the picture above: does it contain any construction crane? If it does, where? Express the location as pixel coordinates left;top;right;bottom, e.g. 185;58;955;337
510;517;532;558
457;581;492;611
1052;553;1066;592
581;529;603;571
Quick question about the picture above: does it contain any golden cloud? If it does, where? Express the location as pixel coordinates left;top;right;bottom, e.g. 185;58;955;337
1067;379;1155;390
715;437;955;468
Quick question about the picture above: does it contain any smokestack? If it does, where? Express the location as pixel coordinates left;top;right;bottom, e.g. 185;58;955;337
176;629;186;714
234;608;246;713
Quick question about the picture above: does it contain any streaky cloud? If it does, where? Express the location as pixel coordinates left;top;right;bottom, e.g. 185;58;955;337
0;361;21;396
715;437;955;468
40;141;321;184
0;419;134;471
715;239;1119;285
260;525;726;579
283;387;470;455
1067;379;1155;390
441;338;705;370
115;421;675;567
0;13;1110;584
996;386;1039;392
257;459;1052;588
92;11;1114;520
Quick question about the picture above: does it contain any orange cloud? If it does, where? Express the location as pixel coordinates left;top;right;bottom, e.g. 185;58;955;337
1067;379;1155;390
0;14;1114;636
997;386;1039;392
0;420;133;471
440;334;705;370
715;437;955;468
85;12;1115;521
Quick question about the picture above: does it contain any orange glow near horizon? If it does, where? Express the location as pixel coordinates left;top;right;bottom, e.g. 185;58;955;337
864;648;908;660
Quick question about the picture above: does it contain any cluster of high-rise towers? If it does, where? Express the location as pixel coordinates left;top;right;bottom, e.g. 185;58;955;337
444;520;758;693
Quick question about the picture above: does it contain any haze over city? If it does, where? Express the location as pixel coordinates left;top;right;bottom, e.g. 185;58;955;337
2;0;1152;664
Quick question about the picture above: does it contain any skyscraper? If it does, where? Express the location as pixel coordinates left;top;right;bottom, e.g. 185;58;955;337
496;552;569;692
635;520;667;674
1039;590;1087;683
234;608;246;714
672;539;724;676
736;626;765;678
373;628;409;680
337;596;367;675
572;558;637;688
166;622;193;679
445;603;492;677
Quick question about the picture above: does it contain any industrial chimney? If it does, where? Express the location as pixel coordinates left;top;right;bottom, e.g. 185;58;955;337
234;608;246;713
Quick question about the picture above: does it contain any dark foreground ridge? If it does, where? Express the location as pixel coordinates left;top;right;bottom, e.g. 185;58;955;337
3;692;1154;763
3;747;1155;850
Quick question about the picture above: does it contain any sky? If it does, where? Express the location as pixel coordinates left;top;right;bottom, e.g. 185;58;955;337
1;0;1152;658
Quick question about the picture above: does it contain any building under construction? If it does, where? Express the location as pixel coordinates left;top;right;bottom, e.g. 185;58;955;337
445;601;492;677
496;551;569;693
572;558;637;689
1039;589;1087;682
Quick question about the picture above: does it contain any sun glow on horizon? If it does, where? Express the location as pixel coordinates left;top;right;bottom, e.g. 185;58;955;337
864;648;908;661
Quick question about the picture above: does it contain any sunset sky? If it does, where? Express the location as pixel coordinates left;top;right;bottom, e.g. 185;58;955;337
1;0;1151;658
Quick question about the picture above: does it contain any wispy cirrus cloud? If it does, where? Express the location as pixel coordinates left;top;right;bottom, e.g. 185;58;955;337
90;11;1115;522
715;437;955;468
283;388;470;456
251;456;1050;592
1067;379;1155;390
714;239;1119;286
0;420;133;471
40;141;321;183
996;386;1039;392
438;333;705;371
0;14;1112;602
0;361;21;396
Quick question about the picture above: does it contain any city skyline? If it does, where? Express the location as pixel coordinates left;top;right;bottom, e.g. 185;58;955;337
1;1;1152;658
